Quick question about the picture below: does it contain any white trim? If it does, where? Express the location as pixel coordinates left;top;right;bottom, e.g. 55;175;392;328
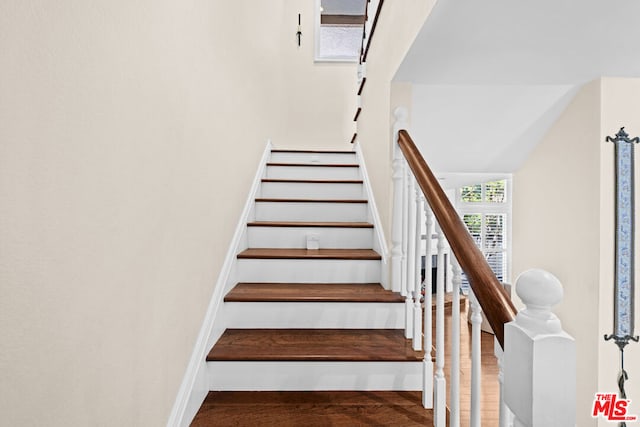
223;301;404;329
166;140;273;427
354;142;390;289
207;361;423;391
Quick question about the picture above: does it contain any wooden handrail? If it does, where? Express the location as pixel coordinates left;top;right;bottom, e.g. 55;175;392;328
397;129;517;348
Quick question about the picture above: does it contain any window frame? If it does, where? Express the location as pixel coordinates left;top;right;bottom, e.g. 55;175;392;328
456;177;512;285
314;0;364;63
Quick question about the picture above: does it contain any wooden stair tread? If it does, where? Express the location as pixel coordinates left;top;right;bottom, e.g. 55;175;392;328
271;149;355;154
207;329;423;361
261;178;363;184
246;221;373;228
255;198;367;203
192;391;432;426
237;248;381;260
266;162;359;167
225;283;403;302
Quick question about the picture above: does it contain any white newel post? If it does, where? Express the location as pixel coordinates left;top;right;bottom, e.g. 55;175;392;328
391;107;408;294
469;290;483;427
413;186;423;351
433;224;447;427
504;269;576;427
422;205;434;409
495;341;514;427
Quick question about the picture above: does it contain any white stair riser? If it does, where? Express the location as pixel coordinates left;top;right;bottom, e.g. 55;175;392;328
247;226;373;249
261;182;364;199
266;165;360;180
223;302;404;329
255;202;368;222
237;259;381;283
270;152;356;164
208;361;422;391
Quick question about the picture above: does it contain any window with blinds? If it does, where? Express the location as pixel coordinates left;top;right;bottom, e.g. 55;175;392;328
461;180;506;204
458;180;509;292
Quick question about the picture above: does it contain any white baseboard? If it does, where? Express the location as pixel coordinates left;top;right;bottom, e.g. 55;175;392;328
166;140;273;427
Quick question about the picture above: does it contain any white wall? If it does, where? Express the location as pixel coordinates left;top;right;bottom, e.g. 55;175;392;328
355;0;435;252
0;1;355;425
513;78;640;427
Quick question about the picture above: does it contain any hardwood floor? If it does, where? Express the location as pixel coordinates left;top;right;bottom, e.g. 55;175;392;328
225;283;404;303
193;303;500;426
237;248;381;260
192;391;433;427
207;329;423;362
246;221;373;228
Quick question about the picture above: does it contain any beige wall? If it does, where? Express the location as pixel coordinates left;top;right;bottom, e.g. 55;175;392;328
0;1;355;425
513;78;640;426
355;1;435;250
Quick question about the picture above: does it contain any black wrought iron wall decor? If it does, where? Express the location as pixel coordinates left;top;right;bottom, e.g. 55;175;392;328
605;127;640;427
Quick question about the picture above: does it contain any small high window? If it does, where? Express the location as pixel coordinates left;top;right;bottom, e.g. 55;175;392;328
315;0;366;62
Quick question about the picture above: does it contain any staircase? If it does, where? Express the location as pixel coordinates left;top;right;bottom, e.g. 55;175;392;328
193;148;424;421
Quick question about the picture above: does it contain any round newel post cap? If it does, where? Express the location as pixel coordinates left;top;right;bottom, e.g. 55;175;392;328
515;269;563;333
516;268;563;309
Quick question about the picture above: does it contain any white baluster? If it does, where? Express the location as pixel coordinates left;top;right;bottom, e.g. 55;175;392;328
422;205;434;409
494;340;514;427
469;290;483;427
405;173;416;339
433;224;447;427
449;256;462;427
412;187;423;351
400;156;408;298
504;269;576;427
391;107;408;294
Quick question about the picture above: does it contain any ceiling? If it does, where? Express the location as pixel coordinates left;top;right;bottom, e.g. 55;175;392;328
394;0;640;176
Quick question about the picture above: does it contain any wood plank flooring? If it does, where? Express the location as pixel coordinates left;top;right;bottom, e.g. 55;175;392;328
246;221;373;228
225;283;404;303
270;149;355;154
237;248;381;260
192;391;432;427
255;198;368;203
206;329;423;362
266;162;359;168
261;179;364;184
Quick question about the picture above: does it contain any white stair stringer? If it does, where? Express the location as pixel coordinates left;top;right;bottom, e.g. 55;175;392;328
247;225;373;249
223;301;404;329
236;258;381;283
207;361;422;391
